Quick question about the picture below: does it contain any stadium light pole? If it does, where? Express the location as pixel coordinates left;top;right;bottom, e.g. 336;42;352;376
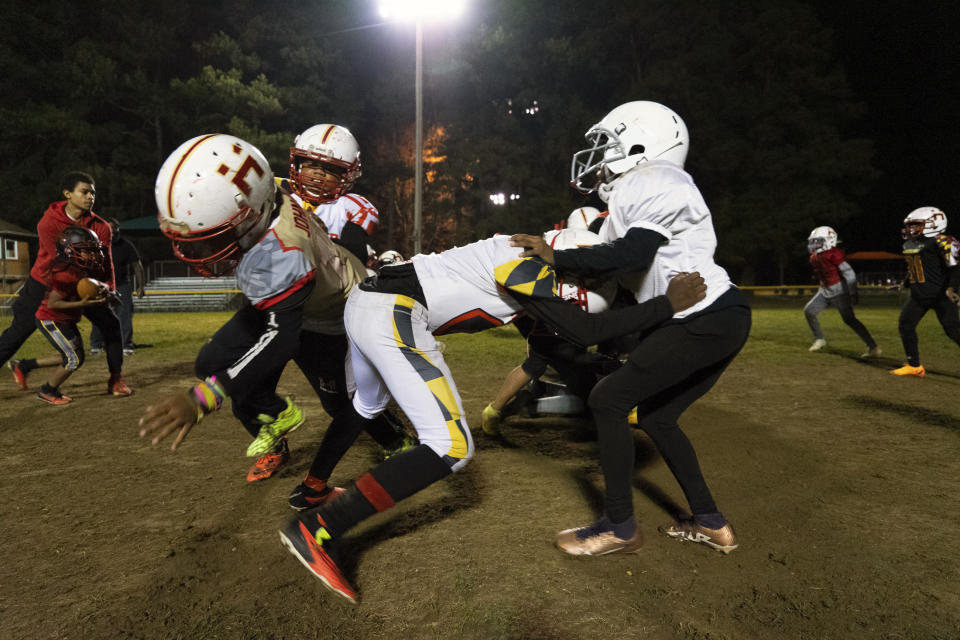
378;0;466;255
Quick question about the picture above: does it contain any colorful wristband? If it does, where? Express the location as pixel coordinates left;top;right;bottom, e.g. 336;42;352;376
191;376;227;417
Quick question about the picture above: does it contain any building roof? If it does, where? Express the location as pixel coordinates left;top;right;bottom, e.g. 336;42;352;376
0;218;36;238
845;251;903;260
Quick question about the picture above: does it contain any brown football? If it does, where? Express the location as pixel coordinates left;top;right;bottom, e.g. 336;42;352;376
77;277;104;299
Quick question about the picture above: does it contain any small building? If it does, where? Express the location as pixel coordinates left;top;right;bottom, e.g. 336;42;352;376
0;218;36;295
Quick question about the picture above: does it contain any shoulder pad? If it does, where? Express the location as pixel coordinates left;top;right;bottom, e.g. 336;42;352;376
494;257;557;298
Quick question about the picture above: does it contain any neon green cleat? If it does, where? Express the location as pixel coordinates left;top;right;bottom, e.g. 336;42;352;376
481;403;502;436
383;435;418;460
246;397;304;457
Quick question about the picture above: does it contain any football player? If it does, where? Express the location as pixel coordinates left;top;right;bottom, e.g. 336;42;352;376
803;226;880;357
481;227;619;436
890;207;960;376
138;134;407;495
277;231;708;603
4;171;131;397
512;100;752;557
283;124;379;264
15;227;118;404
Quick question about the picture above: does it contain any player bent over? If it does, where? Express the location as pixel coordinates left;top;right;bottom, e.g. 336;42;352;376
276;231;706;603
16;227;120;404
138;134;406;490
803;226;880;357
890;207;960;377
514;101;751;557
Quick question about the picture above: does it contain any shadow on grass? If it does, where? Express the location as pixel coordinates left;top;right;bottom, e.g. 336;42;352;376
340;465;483;581
566;430;687;521
830;350;960;380
844;395;960;433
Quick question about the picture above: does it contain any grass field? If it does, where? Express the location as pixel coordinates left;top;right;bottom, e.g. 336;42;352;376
1;294;959;639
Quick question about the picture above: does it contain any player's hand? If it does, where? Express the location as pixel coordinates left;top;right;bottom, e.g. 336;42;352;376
665;272;707;312
509;234;555;265
139;392;199;451
947;287;960;305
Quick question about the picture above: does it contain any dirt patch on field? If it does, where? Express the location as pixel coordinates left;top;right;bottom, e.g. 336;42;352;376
2;306;959;639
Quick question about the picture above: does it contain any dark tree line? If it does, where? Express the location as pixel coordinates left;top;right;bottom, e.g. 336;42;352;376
0;0;876;283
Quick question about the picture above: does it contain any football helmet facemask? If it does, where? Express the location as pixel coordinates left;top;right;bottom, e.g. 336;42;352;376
543;228;616;313
807;226;838;253
155;134;276;277
57;226;107;272
902;207;947;240
289;124;362;205
571;101;689;194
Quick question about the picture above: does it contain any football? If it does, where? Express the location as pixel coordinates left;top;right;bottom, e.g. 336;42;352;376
77;277;104;300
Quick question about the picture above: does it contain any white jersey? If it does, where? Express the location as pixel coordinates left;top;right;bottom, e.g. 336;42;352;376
310;193;379;238
411;236;528;335
275;178;379;238
600;160;732;317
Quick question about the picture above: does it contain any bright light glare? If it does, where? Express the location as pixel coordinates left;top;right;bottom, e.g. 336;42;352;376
379;0;467;22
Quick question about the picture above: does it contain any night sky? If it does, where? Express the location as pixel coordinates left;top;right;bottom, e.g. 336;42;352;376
808;0;959;252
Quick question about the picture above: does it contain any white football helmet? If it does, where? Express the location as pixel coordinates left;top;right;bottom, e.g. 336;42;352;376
156;134;276;277
543;228;615;313
378;249;404;266
289;124;362;205
902;206;947;239
807;226;838;253
566;206;601;231
571;101;689;194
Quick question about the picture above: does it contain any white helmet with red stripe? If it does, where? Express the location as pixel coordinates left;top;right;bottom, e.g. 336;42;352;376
155;134;276;277
543;228;615;312
902;206;947;239
289;124;362;205
566;206;601;230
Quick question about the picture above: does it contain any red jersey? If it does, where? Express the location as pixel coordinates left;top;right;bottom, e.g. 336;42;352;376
36;264;87;324
809;247;845;288
29;201;114;287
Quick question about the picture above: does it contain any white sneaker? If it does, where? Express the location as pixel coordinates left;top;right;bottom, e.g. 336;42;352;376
860;345;882;359
808;339;826;352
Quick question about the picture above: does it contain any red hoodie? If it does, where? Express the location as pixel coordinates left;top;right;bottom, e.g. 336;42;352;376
30;201;115;288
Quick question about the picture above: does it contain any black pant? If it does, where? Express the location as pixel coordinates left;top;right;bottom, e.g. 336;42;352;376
898;295;960;366
91;281;134;350
0;276;46;367
588;303;752;524
194;306;402;463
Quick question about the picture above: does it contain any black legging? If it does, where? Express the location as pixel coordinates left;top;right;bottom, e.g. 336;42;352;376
898;295;960;366
0;277;46;367
587;304;752;524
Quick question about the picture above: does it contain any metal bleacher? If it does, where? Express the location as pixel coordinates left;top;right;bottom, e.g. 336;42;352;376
134;276;243;312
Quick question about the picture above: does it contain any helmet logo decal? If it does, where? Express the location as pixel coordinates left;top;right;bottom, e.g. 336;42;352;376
229;155;266;197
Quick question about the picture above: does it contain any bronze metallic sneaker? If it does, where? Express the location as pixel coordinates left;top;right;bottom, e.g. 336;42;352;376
659;519;738;554
556;520;644;556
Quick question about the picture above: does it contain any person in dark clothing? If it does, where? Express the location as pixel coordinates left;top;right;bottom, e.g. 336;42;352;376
889;207;960;377
5;172;131;396
90;219;145;355
512;100;751;557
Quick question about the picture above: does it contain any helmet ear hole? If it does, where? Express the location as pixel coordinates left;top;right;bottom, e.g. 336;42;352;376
628;144;645;155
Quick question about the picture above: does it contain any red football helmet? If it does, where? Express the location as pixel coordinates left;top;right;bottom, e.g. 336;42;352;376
56;226;107;273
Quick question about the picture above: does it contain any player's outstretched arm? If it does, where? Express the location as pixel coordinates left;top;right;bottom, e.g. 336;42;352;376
139;377;226;450
139;393;198;450
510;234;554;265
